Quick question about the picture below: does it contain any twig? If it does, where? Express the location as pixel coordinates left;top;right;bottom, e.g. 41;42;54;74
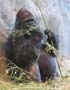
0;57;39;82
34;0;48;29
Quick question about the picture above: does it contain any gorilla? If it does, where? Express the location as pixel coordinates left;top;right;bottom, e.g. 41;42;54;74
7;8;59;82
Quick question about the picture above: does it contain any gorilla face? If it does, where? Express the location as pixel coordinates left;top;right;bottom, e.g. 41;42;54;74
15;8;36;30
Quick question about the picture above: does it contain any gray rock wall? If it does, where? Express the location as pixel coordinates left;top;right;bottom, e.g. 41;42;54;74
0;0;70;73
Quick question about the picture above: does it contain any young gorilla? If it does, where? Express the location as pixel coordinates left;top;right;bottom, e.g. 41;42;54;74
14;8;58;82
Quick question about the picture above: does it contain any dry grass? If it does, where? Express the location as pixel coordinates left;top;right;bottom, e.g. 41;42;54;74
0;77;70;90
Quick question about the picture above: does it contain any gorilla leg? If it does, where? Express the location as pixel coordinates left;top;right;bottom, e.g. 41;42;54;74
39;49;58;82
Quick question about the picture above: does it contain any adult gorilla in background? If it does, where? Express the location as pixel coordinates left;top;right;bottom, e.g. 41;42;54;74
8;8;58;82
